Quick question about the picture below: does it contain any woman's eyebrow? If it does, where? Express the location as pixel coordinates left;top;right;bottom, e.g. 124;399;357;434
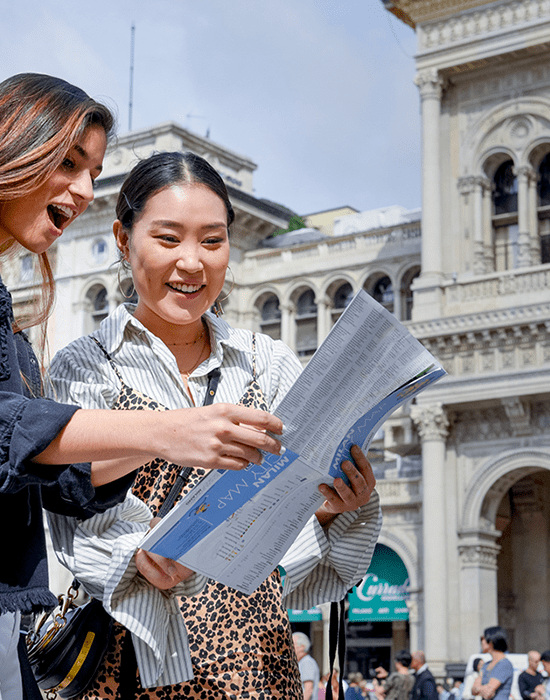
73;143;103;173
151;220;227;230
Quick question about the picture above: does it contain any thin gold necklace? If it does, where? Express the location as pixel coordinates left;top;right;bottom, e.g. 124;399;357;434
167;328;205;346
178;339;210;379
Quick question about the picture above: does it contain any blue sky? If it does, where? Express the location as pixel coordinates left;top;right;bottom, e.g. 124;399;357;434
1;0;420;216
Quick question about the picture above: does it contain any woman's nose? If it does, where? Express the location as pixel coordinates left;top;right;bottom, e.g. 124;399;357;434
175;245;203;272
69;171;95;204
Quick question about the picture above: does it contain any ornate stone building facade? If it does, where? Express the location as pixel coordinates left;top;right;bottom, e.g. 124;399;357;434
384;0;550;675
3;0;550;678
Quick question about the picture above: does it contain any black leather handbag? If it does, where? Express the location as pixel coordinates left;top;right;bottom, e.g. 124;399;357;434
26;581;113;698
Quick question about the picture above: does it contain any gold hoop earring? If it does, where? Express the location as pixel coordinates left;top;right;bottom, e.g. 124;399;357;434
213;266;235;317
117;263;134;300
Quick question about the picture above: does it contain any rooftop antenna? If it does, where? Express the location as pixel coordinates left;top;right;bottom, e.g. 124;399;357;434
128;22;135;131
186;113;210;138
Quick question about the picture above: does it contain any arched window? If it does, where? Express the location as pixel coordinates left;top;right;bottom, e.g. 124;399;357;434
538;154;550;207
295;289;317;358
493;160;517;215
401;267;420;321
538;154;550;264
260;294;281;341
371;276;394;314
334;283;353;309
331;282;353;324
87;285;109;330
491;159;519;271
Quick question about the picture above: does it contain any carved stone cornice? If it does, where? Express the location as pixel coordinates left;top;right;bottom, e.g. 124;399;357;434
385;0;500;28
419;319;550;358
415;0;550;51
410;403;449;441
409;301;550;341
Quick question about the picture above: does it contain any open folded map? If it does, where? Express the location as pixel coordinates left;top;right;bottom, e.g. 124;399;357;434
140;289;446;594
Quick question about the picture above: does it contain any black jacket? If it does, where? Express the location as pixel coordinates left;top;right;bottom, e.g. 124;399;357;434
411;667;439;700
0;276;132;615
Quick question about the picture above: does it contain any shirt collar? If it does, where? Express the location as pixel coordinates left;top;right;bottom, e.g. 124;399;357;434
417;664;429;675
97;305;253;370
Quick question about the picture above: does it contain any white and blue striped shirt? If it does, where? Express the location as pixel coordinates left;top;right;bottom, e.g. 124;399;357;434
47;304;382;688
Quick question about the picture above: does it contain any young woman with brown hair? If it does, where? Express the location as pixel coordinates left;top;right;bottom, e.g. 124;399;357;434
0;74;284;700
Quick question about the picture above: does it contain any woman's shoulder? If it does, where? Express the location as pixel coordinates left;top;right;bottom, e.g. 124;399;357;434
51;305;128;369
490;657;513;680
51;332;104;368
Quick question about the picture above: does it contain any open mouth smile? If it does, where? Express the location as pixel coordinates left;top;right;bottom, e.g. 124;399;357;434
47;204;74;230
166;282;205;294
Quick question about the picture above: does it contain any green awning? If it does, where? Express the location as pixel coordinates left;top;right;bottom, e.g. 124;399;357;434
288;606;323;622
348;543;410;621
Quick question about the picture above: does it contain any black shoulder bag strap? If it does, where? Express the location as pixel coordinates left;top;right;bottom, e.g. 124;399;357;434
325;598;347;700
120;367;221;692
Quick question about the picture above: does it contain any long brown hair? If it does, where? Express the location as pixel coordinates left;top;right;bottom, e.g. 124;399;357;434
0;73;115;333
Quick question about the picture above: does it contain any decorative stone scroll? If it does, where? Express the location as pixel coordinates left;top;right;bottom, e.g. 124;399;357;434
410;403;450;441
414;69;446;101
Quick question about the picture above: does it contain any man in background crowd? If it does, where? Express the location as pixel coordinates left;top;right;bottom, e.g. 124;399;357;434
410;651;439;700
374;650;414;700
293;632;320;700
519;651;543;700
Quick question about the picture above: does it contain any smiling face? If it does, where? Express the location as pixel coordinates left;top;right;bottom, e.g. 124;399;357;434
115;183;230;341
0;125;107;254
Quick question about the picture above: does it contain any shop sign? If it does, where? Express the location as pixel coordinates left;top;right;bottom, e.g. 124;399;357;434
348;544;410;621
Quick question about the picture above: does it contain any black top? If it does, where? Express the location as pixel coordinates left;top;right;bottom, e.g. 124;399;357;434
0;276;132;614
518;671;544;700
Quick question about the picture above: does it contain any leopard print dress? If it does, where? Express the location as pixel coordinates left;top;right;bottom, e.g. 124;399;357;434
78;339;303;700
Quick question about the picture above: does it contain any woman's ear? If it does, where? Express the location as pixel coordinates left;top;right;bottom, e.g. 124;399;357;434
113;220;129;260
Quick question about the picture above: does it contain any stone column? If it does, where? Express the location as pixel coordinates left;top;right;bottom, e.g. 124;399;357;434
515;166;536;268
393;278;403;321
457;530;500;659
457;176;475;274
415;70;444;278
406;591;423;653
411;403;449;674
317;296;332;346
411;70;445;321
482;178;495;272
528;169;540;265
472;177;486;274
280;303;294;350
